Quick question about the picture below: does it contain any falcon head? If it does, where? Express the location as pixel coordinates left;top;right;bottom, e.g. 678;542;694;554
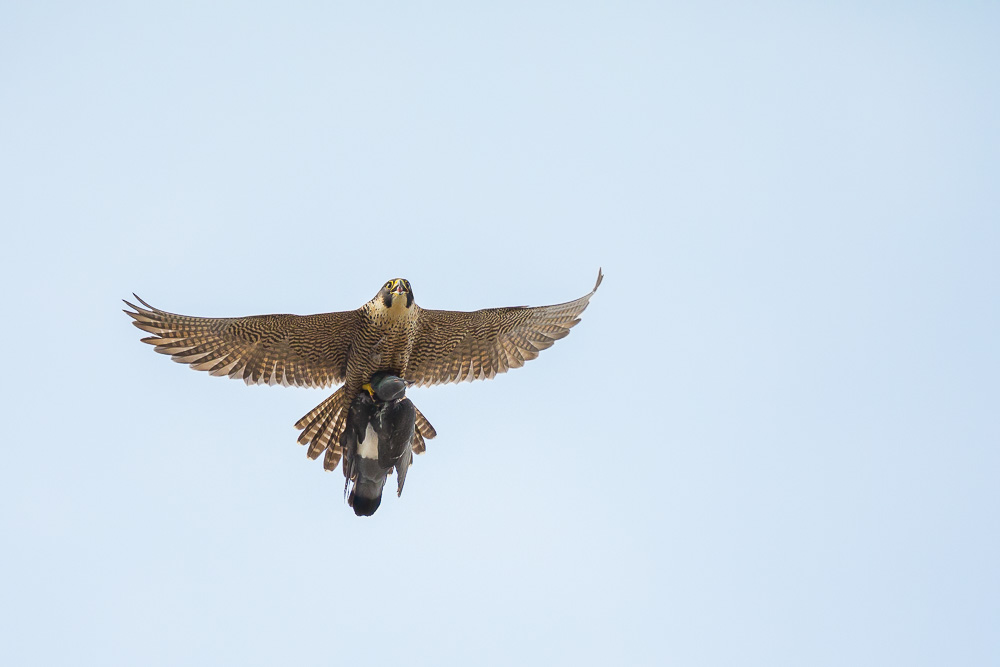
378;278;414;309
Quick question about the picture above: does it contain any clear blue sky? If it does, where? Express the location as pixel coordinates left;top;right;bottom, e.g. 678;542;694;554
2;3;997;665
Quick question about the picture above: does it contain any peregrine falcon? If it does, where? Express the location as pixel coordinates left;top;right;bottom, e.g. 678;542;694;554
124;270;603;510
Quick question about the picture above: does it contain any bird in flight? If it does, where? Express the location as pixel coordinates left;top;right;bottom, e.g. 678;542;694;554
124;269;603;511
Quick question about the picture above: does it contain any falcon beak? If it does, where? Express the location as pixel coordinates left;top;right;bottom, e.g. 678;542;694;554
392;281;406;294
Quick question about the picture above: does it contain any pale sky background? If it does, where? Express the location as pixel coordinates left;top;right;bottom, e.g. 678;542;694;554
1;3;998;666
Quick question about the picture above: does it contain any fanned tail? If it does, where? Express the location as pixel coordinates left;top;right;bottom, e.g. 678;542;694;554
294;387;437;475
295;386;351;471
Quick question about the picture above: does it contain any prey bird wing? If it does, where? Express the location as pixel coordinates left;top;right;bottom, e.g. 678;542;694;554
123;296;362;388
404;269;603;386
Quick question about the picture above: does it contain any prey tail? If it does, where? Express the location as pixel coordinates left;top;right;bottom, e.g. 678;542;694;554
348;451;388;517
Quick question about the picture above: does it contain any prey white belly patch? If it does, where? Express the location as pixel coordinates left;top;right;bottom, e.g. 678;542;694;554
358;424;379;460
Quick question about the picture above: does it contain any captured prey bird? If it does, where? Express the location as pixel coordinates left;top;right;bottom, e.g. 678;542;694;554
123;269;603;514
341;372;418;516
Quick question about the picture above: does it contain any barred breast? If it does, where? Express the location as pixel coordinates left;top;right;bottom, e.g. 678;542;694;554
346;298;421;393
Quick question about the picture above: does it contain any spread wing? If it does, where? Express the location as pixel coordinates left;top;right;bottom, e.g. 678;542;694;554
124;296;361;388
403;270;602;387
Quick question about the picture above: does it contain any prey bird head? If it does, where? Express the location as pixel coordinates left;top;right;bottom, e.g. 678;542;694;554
378;278;414;308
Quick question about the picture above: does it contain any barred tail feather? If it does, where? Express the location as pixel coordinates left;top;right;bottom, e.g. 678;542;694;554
296;388;435;477
410;430;425;457
414;407;437;441
295;387;351;470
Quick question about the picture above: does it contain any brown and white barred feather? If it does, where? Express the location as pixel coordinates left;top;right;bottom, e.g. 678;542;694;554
124;269;600;474
402;269;603;386
292;387;437;472
124;295;358;388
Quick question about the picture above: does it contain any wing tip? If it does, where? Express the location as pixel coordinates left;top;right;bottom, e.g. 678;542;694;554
126;293;155;309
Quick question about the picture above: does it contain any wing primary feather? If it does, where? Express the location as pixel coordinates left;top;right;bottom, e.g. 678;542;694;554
404;270;601;387
124;297;358;389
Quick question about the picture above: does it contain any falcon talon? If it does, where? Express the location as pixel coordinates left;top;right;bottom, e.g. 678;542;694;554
124;269;603;516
